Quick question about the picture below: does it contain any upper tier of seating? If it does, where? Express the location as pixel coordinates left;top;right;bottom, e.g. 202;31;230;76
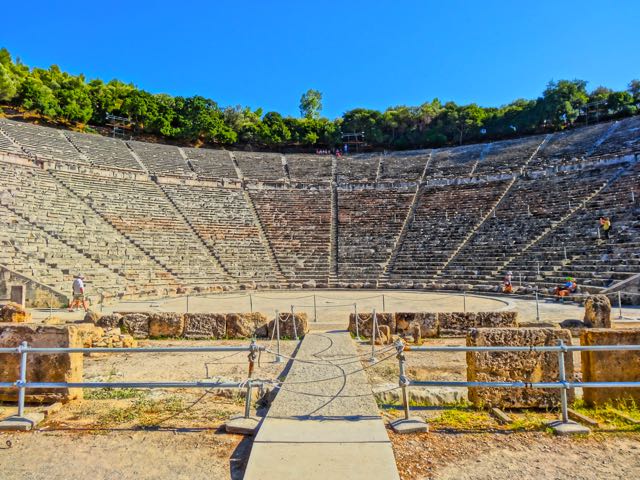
127;141;191;176
182;148;238;180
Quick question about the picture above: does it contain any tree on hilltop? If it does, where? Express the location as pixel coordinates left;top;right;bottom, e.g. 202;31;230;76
299;89;323;119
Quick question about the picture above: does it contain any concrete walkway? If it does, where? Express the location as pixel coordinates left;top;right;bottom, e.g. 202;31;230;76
243;331;400;480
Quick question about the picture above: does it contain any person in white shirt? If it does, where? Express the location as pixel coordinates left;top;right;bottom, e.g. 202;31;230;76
68;274;88;312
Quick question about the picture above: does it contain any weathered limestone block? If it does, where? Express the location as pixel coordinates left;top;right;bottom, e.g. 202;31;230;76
476;311;519;329
75;324;105;348
467;327;574;408
0;302;31;323
83;310;101;324
96;313;122;330
348;312;396;338
120;313;150;339
395;312;438;338
438;312;477;336
148;312;184;338
183;313;226;339
581;328;640;406
0;325;83;403
583;295;612;328
375;325;392;345
226;313;269;338
268;312;309;338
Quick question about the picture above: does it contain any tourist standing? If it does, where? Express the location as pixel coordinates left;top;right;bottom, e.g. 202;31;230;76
68;274;89;312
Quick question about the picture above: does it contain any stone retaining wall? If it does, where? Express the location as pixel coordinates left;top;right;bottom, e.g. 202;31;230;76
96;311;305;339
348;311;518;339
467;327;574;409
0;324;83;403
581;328;640;406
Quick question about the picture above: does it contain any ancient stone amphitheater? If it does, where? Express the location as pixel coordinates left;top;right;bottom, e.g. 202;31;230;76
0;116;638;305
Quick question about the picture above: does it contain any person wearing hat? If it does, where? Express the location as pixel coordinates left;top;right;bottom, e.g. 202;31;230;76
502;271;513;294
68;274;88;312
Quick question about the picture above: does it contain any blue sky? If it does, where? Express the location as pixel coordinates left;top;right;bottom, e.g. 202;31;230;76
1;1;639;118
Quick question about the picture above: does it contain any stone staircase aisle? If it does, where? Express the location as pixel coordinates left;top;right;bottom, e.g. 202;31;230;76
329;157;339;287
379;151;432;282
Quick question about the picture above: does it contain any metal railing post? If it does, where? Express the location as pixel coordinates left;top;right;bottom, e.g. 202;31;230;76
370;309;377;362
463;291;467;312
100;292;104;313
313;294;317;322
249;294;253;314
397;341;410;420
557;339;569;424
17;341;28;417
291;305;298;340
49;292;53;317
354;303;360;341
618;291;623;319
537;262;541;276
535;287;540;321
563;246;567;261
244;341;258;419
275;310;282;363
186;294;190;313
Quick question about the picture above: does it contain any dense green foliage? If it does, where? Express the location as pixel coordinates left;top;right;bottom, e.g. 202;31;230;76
0;48;638;150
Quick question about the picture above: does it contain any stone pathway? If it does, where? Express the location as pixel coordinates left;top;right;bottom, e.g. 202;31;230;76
243;331;400;480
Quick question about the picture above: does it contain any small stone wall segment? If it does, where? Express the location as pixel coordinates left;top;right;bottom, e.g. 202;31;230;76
348;312;395;337
0;302;32;323
583;295;612;328
183;313;227;339
149;312;184;337
267;312;309;338
395;312;438;338
348;311;517;338
581;328;640;406
0;325;83;403
467;327;574;408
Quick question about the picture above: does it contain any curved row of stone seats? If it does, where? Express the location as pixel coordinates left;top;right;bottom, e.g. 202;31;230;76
127;140;191;176
233;152;285;182
390;180;510;280
427;143;483;179
378;151;429;182
249;188;331;285
66;131;143;171
182;148;237;180
0;127;23;156
335;156;379;183
0;206;124;296
473;135;544;176
439;168;614;284
285;154;333;183
591;115;640;157
504;163;640;291
527;121;613;169
0;119;87;164
337;188;413;281
0;162;175;296
159;183;278;283
51;170;230;290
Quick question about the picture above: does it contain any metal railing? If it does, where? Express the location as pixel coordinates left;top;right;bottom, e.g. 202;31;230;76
391;340;640;426
0;341;265;421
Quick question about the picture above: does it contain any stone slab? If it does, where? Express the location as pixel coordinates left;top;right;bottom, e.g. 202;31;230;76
547;420;591;436
0;412;45;431
224;415;261;435
255;417;390;443
390;417;429;434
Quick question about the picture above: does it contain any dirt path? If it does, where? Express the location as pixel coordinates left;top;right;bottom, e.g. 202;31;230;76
391;431;640;480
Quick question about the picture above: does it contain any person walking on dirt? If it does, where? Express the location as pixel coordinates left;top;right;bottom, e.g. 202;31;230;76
68;274;88;312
